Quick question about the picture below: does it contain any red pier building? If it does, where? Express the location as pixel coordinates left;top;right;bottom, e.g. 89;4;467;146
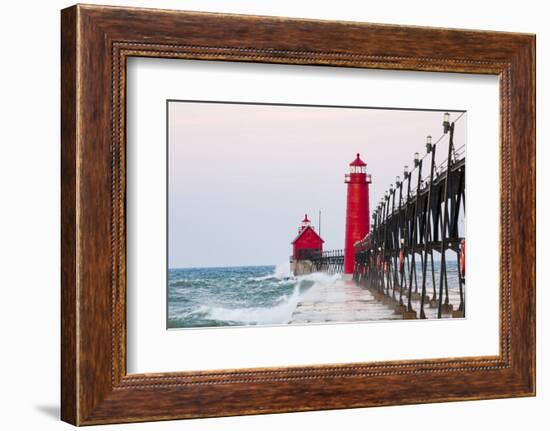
344;153;371;274
291;214;324;261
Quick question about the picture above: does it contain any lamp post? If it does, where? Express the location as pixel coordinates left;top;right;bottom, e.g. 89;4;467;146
396;171;407;309
438;112;455;318
419;134;438;318
426;135;433;153
405;150;423;319
443;112;452;134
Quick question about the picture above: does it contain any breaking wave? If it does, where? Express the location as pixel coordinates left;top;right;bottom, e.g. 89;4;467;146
200;284;302;325
167;264;342;328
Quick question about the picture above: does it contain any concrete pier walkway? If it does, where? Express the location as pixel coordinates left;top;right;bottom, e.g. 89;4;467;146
290;278;400;324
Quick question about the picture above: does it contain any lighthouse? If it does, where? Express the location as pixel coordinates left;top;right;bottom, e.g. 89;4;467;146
344;153;371;274
290;214;324;275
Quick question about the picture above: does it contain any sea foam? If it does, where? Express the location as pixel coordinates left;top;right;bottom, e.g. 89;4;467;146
200;271;341;325
203;284;302;325
168;265;343;328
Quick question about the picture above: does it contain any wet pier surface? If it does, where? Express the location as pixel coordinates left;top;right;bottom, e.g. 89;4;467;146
290;278;462;324
290;279;398;324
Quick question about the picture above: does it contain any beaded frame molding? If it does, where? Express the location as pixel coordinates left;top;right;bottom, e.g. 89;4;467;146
61;4;535;425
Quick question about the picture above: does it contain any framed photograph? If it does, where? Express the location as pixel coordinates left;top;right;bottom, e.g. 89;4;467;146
61;4;535;425
164;101;466;330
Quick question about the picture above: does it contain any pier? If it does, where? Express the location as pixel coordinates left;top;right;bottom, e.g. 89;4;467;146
291;112;466;320
290;278;399;324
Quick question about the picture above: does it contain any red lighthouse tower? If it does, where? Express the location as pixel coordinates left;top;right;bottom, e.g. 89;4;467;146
344;153;371;274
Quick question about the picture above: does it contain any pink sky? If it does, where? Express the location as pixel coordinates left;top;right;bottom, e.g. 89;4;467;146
168;102;466;268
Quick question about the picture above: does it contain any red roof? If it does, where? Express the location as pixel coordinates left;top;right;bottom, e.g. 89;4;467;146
350;153;366;166
291;226;325;245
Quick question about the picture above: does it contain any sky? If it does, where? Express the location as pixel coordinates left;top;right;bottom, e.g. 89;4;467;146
168;102;466;269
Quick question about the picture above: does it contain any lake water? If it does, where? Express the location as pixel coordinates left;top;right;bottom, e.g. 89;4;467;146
167;261;462;328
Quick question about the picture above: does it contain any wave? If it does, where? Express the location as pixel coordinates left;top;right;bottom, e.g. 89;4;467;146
168;265;345;327
297;271;341;284
273;262;292;279
248;274;278;281
189;272;341;325
200;284;302;325
248;262;294;282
